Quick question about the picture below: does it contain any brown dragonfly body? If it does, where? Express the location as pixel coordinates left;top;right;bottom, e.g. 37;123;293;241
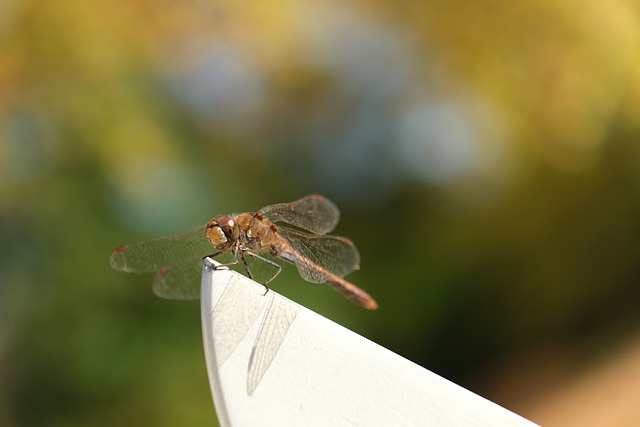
111;195;377;310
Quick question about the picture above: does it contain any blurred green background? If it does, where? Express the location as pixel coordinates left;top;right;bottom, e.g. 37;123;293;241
2;1;640;426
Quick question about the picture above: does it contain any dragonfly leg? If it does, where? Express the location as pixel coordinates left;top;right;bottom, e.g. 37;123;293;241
240;252;254;280
244;252;282;295
207;247;241;270
202;251;223;269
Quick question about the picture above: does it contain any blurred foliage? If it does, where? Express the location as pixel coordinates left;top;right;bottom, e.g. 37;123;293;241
1;0;640;425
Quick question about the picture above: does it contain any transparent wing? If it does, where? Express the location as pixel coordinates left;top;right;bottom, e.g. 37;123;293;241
152;260;203;300
110;226;211;273
277;243;377;309
258;194;340;235
277;228;360;281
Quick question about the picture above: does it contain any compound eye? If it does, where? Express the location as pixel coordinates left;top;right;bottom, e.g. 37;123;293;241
218;215;235;229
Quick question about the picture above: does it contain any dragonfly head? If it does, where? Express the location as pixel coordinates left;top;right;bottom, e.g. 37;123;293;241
205;215;238;249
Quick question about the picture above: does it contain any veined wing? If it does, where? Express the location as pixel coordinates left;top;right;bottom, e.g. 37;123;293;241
110;226;210;273
277;227;360;281
258;194;340;235
275;238;377;309
153;260;203;300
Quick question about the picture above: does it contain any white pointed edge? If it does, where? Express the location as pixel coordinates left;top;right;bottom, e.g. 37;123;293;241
200;260;539;427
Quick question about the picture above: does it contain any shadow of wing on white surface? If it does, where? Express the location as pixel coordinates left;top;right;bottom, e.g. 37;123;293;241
247;292;300;394
211;276;268;367
206;265;300;395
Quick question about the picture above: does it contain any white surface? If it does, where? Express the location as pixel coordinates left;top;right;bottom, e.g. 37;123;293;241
200;262;538;427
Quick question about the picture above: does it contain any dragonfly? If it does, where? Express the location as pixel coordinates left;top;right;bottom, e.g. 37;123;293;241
110;195;378;310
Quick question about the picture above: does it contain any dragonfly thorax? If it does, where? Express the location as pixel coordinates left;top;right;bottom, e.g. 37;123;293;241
205;213;276;252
